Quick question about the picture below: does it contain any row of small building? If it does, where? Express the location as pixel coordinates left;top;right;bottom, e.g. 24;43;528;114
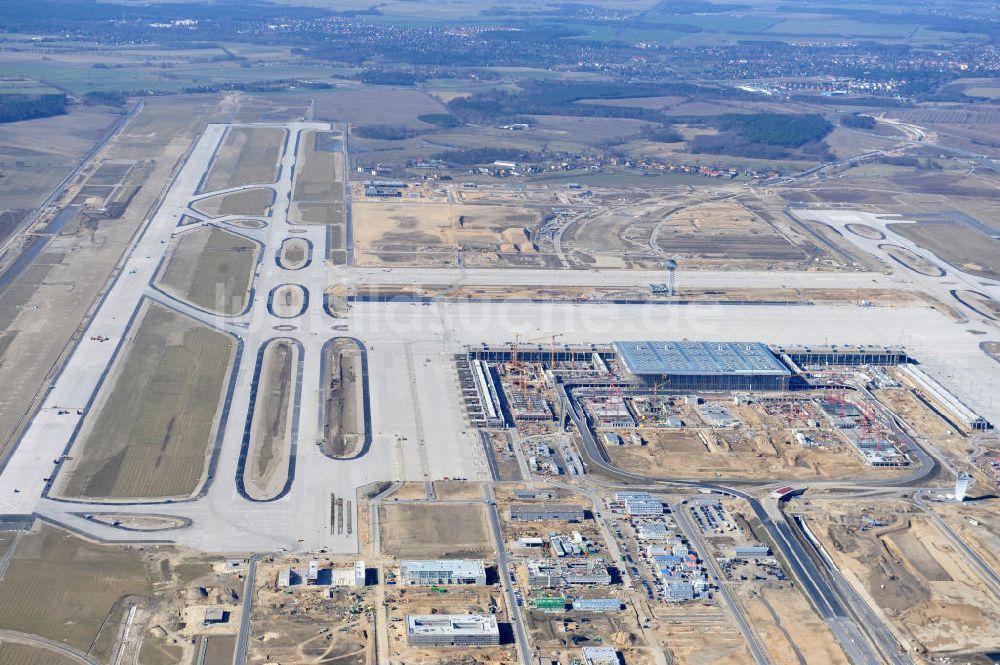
610;492;710;602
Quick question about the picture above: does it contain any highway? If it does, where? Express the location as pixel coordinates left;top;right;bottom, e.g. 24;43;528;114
557;382;906;665
483;482;533;665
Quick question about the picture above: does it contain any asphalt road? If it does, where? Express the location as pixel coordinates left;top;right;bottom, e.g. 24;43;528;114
234;553;264;665
483;483;532;665
559;383;904;665
673;502;772;665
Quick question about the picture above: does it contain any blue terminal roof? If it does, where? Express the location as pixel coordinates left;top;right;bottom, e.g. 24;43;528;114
614;341;791;377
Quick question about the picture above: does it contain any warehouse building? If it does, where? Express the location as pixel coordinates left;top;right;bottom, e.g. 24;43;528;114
582;646;619;665
734;545;771;557
665;582;695;602
399;560;486;586
509;504;586;522
572;598;621;612
406;614;500;647
614;341;791;391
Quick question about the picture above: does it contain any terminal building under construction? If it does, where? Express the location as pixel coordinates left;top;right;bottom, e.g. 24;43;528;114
613;341;792;391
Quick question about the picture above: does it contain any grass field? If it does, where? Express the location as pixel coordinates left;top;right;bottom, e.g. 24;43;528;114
0;525;153;652
158;226;258;315
201;126;285;192
0;106;118;214
191;187;275;218
0;643;78;665
889;222;1000;280
290;129;344;225
203;636;236;665
137;634;184;665
378;503;494;558
58;301;236;499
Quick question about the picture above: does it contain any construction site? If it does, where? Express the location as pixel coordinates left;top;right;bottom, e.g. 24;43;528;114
0;99;997;665
458;339;976;482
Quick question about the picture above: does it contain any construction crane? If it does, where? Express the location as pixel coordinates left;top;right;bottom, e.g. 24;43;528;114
549;333;565;368
643;376;671;428
509;332;564;402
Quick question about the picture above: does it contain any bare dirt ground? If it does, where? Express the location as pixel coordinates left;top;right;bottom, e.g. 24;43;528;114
278;236;310;269
245;339;297;501
378;503;494;559
270;284;306;318
246;573;372;665
55;300;236;499
650;602;753;665
352;200;541;268
736;584;849;665
874;384;965;466
557;195;830;271
322;338;365;458
157;225;258;315
200;126;284;192
385;585;516;665
605;397;904;482
526;606;655;665
432;481;484;500
191;187;275;218
930;500;1000;579
802;501;1000;657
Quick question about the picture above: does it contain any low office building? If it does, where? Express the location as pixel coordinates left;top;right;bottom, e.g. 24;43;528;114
399;560;486;586
526;559;612;587
509;504;587;522
636;523;670;540
406;614;500;647
625;497;663;516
